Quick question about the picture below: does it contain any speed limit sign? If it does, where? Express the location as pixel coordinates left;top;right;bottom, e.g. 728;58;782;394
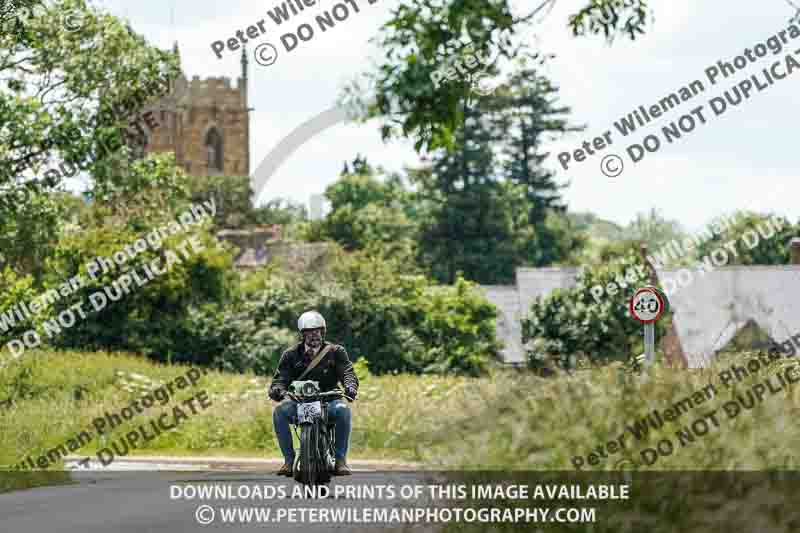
629;287;665;324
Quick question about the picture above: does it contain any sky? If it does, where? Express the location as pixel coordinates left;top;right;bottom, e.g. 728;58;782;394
97;0;800;233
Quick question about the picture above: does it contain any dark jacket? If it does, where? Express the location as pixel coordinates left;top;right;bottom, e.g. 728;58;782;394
268;341;359;400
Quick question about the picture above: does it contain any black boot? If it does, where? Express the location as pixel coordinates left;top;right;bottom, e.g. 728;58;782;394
333;458;352;476
275;462;293;476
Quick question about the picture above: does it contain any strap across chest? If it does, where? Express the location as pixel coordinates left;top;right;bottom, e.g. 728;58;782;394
296;344;334;381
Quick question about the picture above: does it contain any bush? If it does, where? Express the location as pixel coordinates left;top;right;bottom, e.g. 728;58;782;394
183;299;296;375
0;267;40;347
35;218;500;378
521;244;666;370
325;252;498;376
694;211;797;265
351;356;372;381
409;278;500;376
223;248;500;376
42;218;237;364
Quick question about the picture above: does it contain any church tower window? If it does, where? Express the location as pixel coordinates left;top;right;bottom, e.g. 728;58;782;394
205;127;223;173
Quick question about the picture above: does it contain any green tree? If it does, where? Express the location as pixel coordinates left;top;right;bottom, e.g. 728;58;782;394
413;97;519;284
694;211;798;265
489;58;587;267
326;168;402;213
343;0;652;152
0;191;75;282
186;174;253;228
494;59;578;225
408;277;501;376
45;211;236;364
321;167;418;260
519;209;588;266
183;298;297;375
0;0;179;204
88;152;192;227
324;203;418;261
411;62;585;282
246;247;499;376
26;150;235;363
566;0;651;42
340;153;375;177
186;173;308;232
0;266;40;346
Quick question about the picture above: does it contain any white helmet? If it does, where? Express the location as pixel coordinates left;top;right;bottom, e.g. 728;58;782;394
297;310;326;332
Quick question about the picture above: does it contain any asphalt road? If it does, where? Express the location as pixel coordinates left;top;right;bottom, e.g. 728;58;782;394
1;458;448;533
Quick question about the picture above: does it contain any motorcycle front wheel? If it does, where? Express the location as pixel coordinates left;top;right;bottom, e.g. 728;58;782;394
295;423;331;486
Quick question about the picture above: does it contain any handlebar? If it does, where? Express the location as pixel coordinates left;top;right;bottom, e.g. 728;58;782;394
286;390;354;402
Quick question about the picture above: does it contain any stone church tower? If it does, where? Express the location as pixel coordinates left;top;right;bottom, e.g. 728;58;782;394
143;43;250;177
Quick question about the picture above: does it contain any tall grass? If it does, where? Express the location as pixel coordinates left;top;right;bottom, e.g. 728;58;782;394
405;353;800;533
0;349;475;473
413;353;800;470
3;349;799;472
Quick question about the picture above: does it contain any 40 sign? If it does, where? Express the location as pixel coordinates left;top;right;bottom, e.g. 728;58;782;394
629;287;667;324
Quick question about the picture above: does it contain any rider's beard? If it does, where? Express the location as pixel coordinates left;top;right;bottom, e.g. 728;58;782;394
304;334;322;352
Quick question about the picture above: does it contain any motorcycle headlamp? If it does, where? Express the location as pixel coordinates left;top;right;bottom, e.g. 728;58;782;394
291;380;320;396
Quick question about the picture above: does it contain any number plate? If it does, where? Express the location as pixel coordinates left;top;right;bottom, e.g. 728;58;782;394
297;401;322;423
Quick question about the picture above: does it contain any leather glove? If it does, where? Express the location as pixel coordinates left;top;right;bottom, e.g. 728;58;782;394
268;387;286;402
345;387;357;401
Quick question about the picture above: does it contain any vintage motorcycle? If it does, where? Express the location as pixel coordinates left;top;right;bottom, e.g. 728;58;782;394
286;380;353;487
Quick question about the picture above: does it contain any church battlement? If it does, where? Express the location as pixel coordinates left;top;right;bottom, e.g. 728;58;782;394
187;75;246;91
181;75;247;107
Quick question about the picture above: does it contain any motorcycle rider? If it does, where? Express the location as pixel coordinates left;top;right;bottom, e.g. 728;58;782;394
268;310;359;476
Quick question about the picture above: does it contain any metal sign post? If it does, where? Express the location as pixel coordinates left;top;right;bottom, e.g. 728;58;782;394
644;322;655;365
630;286;667;367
